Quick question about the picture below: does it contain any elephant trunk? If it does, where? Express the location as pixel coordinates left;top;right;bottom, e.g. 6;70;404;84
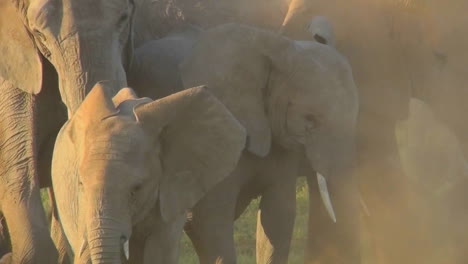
83;188;131;264
55;32;128;116
304;145;361;262
88;233;121;264
86;218;128;264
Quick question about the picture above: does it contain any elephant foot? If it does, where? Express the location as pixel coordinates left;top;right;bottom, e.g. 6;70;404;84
0;253;12;264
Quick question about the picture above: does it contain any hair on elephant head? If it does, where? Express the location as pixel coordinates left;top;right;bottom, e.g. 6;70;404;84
180;23;359;223
51;82;246;264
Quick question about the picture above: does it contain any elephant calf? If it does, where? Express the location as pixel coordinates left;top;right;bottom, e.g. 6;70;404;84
51;82;246;264
129;23;360;264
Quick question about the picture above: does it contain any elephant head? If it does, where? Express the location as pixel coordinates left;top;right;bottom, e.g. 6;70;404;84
180;24;359;223
52;82;246;264
0;0;135;114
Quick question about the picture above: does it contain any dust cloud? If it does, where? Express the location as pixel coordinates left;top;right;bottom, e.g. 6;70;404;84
136;0;468;262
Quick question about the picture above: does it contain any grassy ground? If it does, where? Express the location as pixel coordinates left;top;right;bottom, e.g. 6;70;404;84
179;178;309;264
41;178;310;263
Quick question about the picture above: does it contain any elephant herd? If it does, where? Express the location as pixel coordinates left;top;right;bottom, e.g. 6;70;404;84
1;0;467;263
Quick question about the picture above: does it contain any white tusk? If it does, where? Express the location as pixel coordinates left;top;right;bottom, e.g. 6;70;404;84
78;240;87;257
360;194;371;217
123;240;129;260
317;173;337;223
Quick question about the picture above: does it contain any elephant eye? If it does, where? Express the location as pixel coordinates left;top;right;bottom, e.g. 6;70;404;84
131;184;142;197
33;30;51;58
313;34;328;45
304;114;319;132
117;12;129;27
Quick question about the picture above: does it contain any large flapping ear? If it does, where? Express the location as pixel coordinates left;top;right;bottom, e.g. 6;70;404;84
134;86;246;221
0;1;42;94
180;24;292;157
73;81;118;125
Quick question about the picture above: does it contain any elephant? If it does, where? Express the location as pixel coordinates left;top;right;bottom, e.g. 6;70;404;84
0;0;135;262
51;81;246;264
395;99;468;264
278;0;468;263
128;23;360;263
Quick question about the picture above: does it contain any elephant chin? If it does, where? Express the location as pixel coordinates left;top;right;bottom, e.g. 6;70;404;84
316;172;337;223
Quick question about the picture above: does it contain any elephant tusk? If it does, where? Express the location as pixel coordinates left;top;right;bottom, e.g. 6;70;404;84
78;240;87;257
360;194;371;217
123;239;130;260
317;173;337;223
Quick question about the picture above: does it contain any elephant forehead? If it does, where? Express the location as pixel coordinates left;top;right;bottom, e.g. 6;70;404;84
83;120;147;158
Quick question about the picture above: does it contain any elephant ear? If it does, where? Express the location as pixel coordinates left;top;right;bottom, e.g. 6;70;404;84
135;86;246;221
180;24;287;157
0;1;42;94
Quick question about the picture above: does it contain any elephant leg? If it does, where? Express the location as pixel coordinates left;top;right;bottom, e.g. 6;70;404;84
358;117;423;264
185;175;241;264
140;206;186;264
256;178;297;264
49;188;72;264
0;83;58;264
0;214;10;259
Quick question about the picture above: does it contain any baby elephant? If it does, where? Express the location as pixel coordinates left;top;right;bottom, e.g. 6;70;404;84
51;82;246;264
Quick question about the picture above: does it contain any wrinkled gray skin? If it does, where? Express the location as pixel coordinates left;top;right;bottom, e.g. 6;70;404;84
0;0;134;263
129;23;359;264
52;82;246;264
129;25;202;95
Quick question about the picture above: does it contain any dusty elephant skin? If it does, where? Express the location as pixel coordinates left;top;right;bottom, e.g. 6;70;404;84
0;0;134;263
131;0;290;47
278;0;468;263
129;23;359;264
52;82;246;264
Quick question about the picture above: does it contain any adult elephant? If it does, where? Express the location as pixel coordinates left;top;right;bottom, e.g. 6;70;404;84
52;82;246;264
129;23;360;264
0;0;135;263
279;0;468;263
396;99;468;264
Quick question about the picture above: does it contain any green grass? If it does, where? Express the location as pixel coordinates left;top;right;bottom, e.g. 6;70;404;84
179;178;309;263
